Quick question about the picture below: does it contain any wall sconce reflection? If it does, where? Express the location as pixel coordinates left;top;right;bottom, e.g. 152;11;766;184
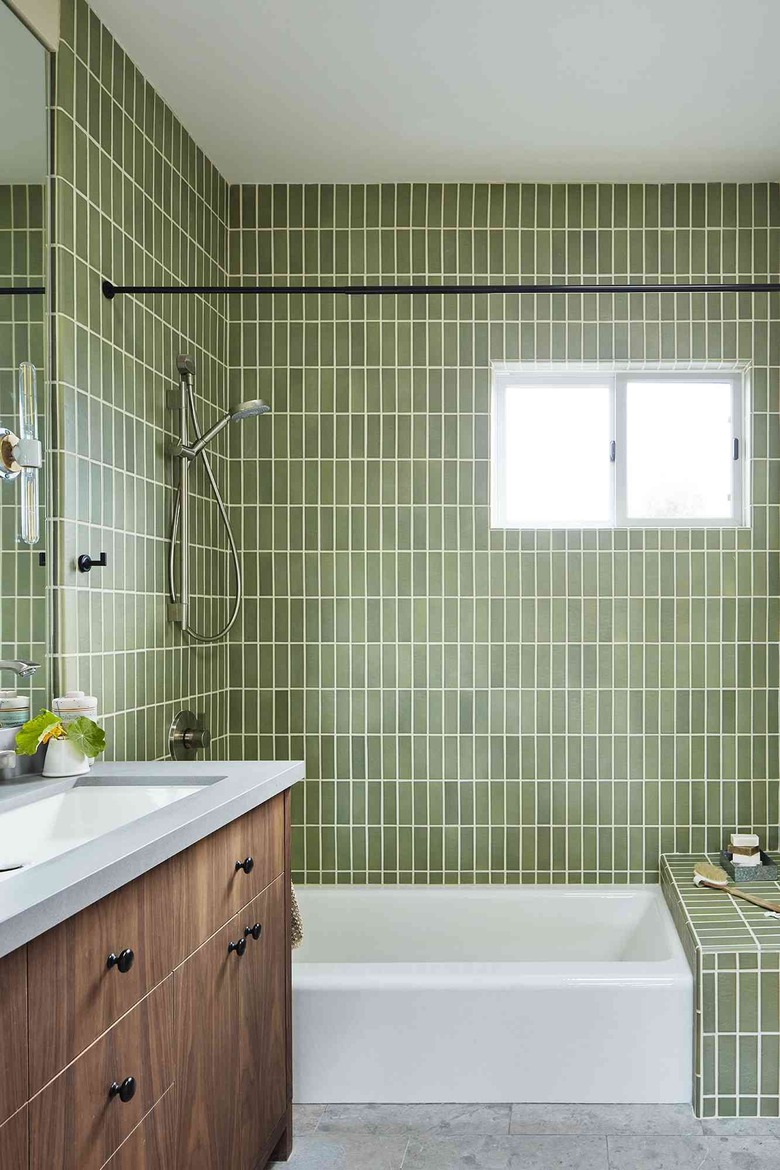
1;363;43;545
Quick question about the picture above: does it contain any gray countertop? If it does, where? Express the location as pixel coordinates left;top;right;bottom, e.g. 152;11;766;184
0;759;304;958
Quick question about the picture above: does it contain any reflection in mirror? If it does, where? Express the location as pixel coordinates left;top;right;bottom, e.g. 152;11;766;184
0;0;49;752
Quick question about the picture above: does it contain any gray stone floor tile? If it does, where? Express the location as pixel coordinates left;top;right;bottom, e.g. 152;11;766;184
606;1135;780;1170
400;1133;609;1169
606;1137;708;1170
510;1104;702;1136
320;1103;512;1135
273;1109;780;1169
270;1131;408;1169
295;1104;327;1134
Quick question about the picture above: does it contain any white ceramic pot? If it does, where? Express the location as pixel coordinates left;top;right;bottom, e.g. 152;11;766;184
42;737;90;778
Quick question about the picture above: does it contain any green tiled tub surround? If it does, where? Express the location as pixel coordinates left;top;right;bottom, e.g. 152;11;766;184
662;853;780;1117
51;0;233;758
48;19;780;889
0;184;48;716
224;182;780;885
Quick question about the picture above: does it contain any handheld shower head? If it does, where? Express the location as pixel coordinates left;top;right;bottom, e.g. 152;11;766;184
168;346;270;644
178;398;271;460
230;399;270;421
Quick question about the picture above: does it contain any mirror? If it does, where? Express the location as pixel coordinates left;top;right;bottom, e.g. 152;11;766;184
0;0;49;753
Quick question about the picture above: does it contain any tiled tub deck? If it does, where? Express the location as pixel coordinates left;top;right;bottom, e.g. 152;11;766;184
661;854;780;1118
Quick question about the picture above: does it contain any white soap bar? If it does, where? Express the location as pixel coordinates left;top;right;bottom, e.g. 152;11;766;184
731;833;760;849
732;852;761;867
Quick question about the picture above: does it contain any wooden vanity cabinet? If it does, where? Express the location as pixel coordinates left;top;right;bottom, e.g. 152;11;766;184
179;791;285;958
239;876;288;1167
0;944;28;1124
0;1108;27;1170
176;876;288;1170
0;787;293;1170
101;1088;176;1170
175;909;243;1168
29;978;174;1170
27;855;177;1094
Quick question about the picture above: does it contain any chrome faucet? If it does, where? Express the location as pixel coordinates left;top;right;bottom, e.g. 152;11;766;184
0;658;39;679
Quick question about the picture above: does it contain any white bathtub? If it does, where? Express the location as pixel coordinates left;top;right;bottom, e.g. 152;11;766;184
292;885;693;1104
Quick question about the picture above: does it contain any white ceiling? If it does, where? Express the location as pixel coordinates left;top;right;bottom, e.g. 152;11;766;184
0;1;47;184
90;0;780;184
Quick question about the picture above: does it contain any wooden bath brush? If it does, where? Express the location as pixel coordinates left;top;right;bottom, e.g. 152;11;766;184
693;861;780;914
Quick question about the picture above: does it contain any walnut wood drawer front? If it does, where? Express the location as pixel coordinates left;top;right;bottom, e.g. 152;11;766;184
0;946;28;1124
27;856;177;1094
29;977;173;1170
101;1086;176;1170
0;1107;27;1170
180;793;285;956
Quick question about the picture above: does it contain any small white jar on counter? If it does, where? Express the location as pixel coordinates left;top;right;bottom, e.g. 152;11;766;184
52;690;99;764
0;689;30;730
51;690;98;723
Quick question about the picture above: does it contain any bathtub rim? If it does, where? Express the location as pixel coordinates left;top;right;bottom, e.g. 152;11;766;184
293;881;692;991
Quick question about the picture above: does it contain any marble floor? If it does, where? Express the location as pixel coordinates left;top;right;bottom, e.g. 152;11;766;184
271;1104;780;1169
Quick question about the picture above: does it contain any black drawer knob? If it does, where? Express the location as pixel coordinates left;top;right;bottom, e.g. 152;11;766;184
106;949;135;974
109;1076;136;1103
235;856;254;875
228;937;247;957
244;922;262;941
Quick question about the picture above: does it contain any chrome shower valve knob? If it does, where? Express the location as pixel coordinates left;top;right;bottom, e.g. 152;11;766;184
182;726;211;751
169;710;211;759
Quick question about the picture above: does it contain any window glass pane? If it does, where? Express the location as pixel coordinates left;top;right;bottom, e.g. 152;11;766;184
625;381;734;520
501;383;612;526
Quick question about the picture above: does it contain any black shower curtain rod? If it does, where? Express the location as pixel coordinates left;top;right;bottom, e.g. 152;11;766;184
0;286;46;296
102;278;780;300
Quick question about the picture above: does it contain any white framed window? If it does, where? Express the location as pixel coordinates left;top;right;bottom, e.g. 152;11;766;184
491;367;747;529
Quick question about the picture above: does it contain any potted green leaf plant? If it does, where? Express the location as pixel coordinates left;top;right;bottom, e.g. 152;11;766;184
16;710;107;777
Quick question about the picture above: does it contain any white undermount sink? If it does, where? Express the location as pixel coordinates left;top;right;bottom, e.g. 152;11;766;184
0;783;205;876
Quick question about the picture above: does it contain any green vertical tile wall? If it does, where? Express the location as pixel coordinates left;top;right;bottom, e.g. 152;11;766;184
225;182;780;884
50;0;233;758
47;16;780;882
0;184;48;715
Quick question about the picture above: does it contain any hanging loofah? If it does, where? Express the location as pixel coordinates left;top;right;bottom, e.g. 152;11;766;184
291;882;304;949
